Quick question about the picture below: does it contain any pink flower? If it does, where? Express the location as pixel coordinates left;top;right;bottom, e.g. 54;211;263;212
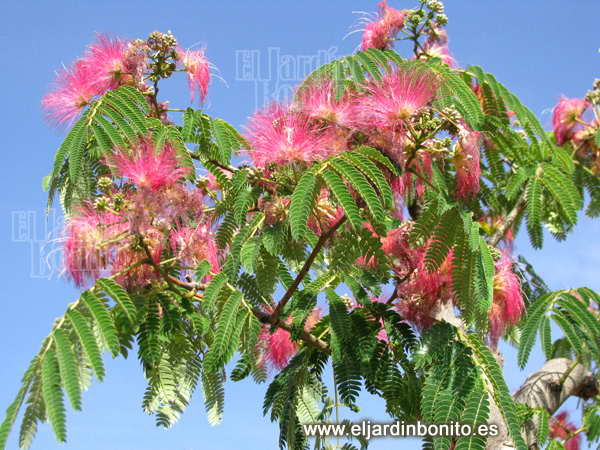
489;251;524;345
177;48;211;103
552;97;589;145
426;27;449;46
422;43;457;68
169;225;219;277
42;35;133;125
42;61;100;124
107;139;189;191
454;130;481;199
259;328;297;370
244;102;344;167
80;35;130;91
63;207;127;287
381;224;455;330
549;411;581;450
294;80;355;127
354;69;440;129
360;1;409;51
259;308;321;370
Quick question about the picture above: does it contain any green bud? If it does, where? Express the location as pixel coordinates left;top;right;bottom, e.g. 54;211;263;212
97;176;113;193
94;196;112;211
435;14;448;25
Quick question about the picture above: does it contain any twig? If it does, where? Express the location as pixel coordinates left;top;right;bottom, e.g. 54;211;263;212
490;189;527;246
271;215;347;320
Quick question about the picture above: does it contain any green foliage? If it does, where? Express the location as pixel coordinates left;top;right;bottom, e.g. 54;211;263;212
517;288;600;368
290;170;319;240
463;334;528;450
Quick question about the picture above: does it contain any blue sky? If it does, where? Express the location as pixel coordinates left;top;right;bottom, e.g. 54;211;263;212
1;1;600;449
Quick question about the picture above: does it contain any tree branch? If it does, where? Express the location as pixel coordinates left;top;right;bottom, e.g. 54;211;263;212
486;358;599;449
253;308;331;355
490;190;527;247
271;215;346;321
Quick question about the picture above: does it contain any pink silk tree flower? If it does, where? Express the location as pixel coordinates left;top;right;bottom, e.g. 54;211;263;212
244;102;343;168
112;227;165;288
42;61;100;125
360;1;409;51
177;48;211;103
552;97;589;145
63;208;127;287
421;42;457;68
42;35;134;125
381;224;455;329
169;225;220;277
294;80;355;127
355;69;440;129
549;411;581;450
81;34;130;91
108;139;189;192
488;251;524;345
453;130;482;199
259;308;321;370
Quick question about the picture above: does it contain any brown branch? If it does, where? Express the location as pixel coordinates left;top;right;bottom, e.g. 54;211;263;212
489;189;527;247
168;274;331;354
486;358;599;450
253;308;331;355
270;215;347;321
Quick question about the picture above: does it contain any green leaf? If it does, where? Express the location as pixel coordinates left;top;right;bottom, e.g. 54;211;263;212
240;236;262;274
539;316;553;360
95;278;137;324
204;291;244;371
66;309;105;383
342;151;394;208
322;168;361;228
518;293;554;368
455;382;489;450
289;170;318;240
41;351;66;442
80;291;120;357
464;335;527;450
425;207;459;272
330;157;385;224
53;329;82;411
525;176;544;249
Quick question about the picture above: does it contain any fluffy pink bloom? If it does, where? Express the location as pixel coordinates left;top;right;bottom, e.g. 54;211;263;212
552;97;589;145
360;1;409;50
177;48;211;103
422;42;457;68
294;80;355;127
259;308;321;370
112;226;165;288
169;225;219;276
489;251;524;345
549;412;581;450
81;35;130;91
454;130;482;199
260;328;297;370
426;28;449;46
42;61;100;124
244;102;344;167
42;35;133;125
108;139;189;191
381;224;454;329
355;69;440;129
63;208;127;287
